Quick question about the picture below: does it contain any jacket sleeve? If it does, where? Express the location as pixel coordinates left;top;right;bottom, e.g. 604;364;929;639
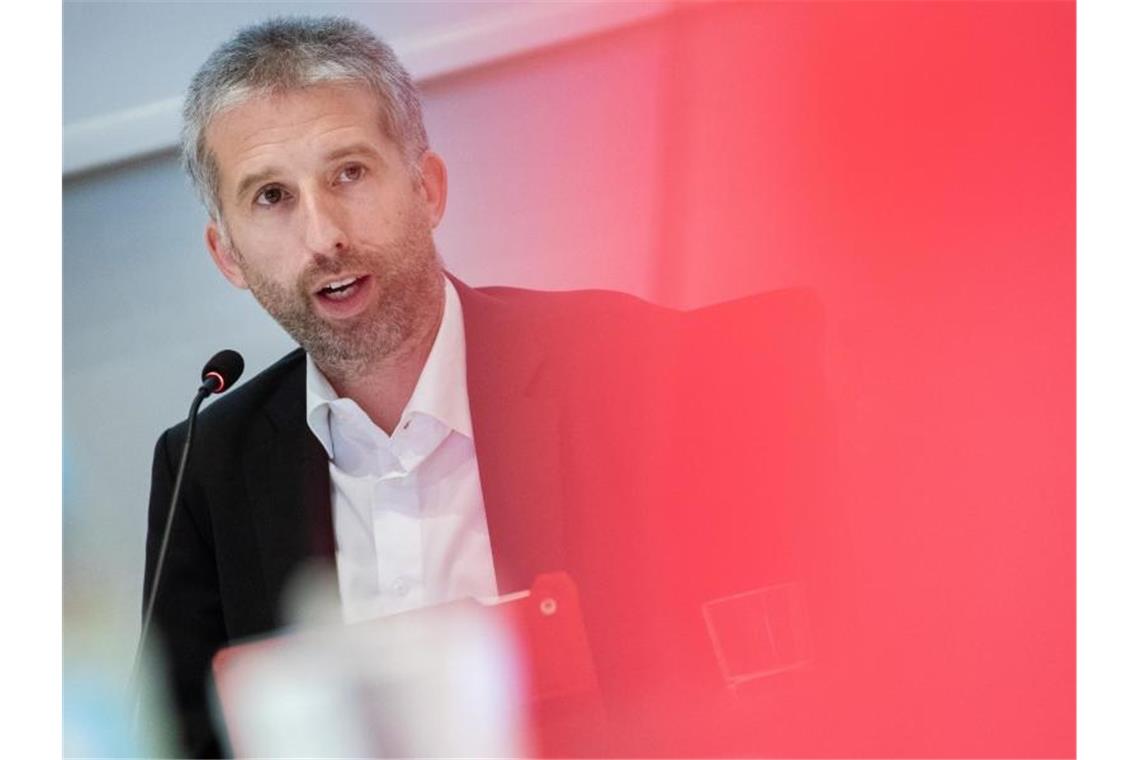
142;427;228;758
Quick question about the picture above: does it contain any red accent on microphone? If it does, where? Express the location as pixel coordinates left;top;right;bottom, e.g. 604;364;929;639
205;371;226;393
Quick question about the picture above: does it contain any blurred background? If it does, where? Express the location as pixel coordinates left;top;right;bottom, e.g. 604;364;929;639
63;1;1073;756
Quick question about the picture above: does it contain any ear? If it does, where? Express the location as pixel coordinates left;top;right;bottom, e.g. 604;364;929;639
416;150;448;228
205;221;250;289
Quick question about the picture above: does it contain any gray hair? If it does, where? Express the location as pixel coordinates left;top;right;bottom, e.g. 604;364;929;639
181;16;429;220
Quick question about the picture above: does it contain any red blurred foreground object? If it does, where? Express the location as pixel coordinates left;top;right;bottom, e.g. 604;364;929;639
213;572;604;757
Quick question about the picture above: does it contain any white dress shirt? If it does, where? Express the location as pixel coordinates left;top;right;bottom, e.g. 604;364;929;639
305;278;498;623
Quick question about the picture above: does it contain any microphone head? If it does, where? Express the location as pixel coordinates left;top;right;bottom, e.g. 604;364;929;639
201;349;245;394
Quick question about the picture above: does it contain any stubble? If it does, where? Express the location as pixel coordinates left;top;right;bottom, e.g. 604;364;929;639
232;211;444;384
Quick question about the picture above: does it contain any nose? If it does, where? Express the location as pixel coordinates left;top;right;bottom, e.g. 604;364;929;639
300;188;349;258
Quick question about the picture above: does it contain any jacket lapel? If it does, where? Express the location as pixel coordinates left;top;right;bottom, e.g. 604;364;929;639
243;353;336;626
453;277;568;594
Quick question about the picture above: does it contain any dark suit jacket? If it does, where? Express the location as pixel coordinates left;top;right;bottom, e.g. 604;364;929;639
144;278;853;757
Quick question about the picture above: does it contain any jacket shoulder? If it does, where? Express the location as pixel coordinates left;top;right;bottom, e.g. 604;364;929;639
474;283;670;317
471;282;820;328
470;284;678;349
159;347;305;448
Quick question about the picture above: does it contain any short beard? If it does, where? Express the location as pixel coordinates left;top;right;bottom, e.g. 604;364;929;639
230;213;444;383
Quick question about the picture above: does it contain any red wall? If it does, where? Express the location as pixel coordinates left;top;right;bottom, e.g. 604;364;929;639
437;2;1073;753
662;2;1074;755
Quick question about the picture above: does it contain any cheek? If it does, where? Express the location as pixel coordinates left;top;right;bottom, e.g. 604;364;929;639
243;221;292;251
232;241;301;290
235;221;298;262
347;184;419;238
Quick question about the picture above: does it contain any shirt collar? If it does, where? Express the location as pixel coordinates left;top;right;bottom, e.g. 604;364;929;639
305;353;338;459
305;276;471;458
403;276;472;438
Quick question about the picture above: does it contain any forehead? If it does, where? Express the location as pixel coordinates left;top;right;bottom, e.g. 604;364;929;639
205;83;396;192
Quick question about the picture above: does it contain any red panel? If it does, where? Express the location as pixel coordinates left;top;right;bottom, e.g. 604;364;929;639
655;2;1075;756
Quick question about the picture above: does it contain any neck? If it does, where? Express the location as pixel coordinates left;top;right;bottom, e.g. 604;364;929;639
319;288;445;436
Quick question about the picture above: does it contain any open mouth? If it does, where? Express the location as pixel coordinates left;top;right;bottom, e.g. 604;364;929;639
311;274;373;319
316;275;364;301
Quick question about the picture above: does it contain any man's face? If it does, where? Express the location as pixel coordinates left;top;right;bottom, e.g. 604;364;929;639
203;82;447;379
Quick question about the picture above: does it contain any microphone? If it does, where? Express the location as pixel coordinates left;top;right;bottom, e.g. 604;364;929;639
132;350;245;718
201;349;244;394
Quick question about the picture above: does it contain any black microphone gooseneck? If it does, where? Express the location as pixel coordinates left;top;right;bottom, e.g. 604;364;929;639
130;350;244;719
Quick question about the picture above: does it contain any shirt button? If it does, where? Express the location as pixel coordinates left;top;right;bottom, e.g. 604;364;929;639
390;577;412;596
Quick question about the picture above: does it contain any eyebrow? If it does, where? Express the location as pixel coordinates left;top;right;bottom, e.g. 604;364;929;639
324;143;384;165
234;167;282;205
232;144;386;204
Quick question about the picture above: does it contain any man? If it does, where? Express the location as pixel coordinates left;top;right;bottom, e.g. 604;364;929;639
145;15;851;758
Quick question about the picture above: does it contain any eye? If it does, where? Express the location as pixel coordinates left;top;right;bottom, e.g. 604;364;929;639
254;185;288;207
337;163;366;183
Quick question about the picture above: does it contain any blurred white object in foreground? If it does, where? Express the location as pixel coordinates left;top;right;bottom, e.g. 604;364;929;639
212;596;527;757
